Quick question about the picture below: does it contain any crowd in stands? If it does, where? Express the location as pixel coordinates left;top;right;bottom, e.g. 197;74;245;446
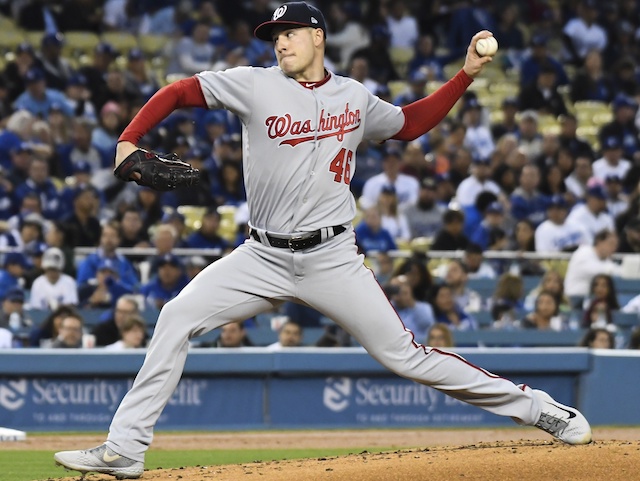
1;1;640;350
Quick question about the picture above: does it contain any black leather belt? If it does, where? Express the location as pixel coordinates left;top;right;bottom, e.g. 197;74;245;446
250;225;346;251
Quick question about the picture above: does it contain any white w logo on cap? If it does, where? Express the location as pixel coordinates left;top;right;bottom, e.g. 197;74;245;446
273;5;287;20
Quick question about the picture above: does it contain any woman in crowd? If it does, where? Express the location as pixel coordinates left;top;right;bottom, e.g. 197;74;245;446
429;284;477;331
524;270;571;313
519;291;566;331
582;274;619;328
425;323;454;348
28;304;79;347
579;327;615;349
377;186;411;242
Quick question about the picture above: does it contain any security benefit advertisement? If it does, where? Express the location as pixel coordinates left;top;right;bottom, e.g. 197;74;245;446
0;377;263;430
269;376;573;427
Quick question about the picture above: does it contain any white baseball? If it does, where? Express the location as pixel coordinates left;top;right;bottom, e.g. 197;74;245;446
476;36;498;57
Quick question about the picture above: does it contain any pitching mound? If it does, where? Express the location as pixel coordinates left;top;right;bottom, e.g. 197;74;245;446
35;428;640;481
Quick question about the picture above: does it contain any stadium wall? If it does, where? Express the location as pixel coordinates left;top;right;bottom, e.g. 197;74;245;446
0;349;638;431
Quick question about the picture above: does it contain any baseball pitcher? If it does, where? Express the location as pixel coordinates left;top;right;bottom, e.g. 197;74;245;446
55;2;591;478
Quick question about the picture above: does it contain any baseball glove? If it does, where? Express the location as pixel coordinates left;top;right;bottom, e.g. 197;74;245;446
113;148;200;191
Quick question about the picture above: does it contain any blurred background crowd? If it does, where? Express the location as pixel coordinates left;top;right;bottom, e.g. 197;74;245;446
0;0;639;351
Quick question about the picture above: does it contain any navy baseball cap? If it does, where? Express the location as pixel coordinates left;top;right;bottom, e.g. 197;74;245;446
155;253;183;268
485;201;504;214
97;258;118;272
128;48;144;61
254;2;327;41
530;33;548;47
472;156;491;165
548;194;567;208
602;136;622;150
162;210;186;224
605;174;622;183
587;184;607;200
613;94;638;110
5;287;25;303
41;32;64;47
25;68;45;84
95;42;118;56
4;252;28;268
67;73;87;87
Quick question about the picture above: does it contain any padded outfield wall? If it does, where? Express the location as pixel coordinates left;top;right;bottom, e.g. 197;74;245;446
0;348;638;431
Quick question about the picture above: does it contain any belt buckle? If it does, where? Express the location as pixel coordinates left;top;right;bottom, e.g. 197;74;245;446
288;235;304;251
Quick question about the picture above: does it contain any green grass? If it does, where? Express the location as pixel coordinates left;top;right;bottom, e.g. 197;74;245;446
2;447;389;481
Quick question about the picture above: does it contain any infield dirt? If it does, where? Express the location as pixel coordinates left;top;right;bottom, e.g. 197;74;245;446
17;427;640;481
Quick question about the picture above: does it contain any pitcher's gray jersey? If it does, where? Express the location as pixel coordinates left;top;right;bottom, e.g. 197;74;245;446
196;66;404;234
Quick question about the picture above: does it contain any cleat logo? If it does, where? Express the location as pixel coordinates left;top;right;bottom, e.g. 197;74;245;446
103;451;122;463
547;402;576;419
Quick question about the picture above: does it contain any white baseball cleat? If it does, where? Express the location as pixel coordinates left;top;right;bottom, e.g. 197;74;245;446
54;444;144;479
533;389;592;445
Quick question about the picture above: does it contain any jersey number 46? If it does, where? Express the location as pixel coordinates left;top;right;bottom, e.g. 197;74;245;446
329;148;353;185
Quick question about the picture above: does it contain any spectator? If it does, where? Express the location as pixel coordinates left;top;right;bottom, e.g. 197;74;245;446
403;177;445;238
582;274;619;328
490;273;524;327
444;259;482;313
0;252;28;300
185;207;230;252
118;207;150;249
124;48;160;101
494;4;525;51
78;42;119;112
79;258;135;309
566;185;614;244
360;145;419;210
520;33;569;88
592;137;631;182
524;270;571;314
462;98;495;161
59;119;104;177
535;195;585;253
64;73;97;122
185;255;208;281
4;42;37;103
565;154;593;200
456;155;502;208
211;160;245;207
598;94;639;161
426;323;454;348
141;254;189;310
562;0;608;66
388;275;435;342
372;252;394;286
350;24;399;84
91;101;123;165
104;315;147;350
354;207;397;255
161;211;188;246
491;97;520;141
266;320;303;350
407;34;451;82
50;312;85;349
393;69;428;107
28;304;77;347
462;190;497;239
510;164;548;226
430;209;468;251
378;186;410;242
92;294;140;347
14;157;61;220
167;21;216;75
463;243;496;279
13;67;73;119
516;110;543;162
618;218;640;253
518;62;568;117
29;247;78;310
210;321;253;348
347;55;380;93
558;114;594;159
35;32;74;92
570;50;614;103
471;201;505;251
324;3;369;71
518;291;566;331
605;175;628;219
564;229;621;299
508;220;545;276
76;221;139;293
580;327;615;349
429;284;477;331
0;212;47;258
385;0;419;49
60;185;101;248
393;256;432;302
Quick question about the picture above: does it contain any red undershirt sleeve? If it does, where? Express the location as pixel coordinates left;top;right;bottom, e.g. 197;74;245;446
118;76;208;145
392;69;473;141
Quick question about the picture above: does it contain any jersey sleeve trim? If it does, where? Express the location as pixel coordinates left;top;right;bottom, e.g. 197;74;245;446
118;76;208;145
392;69;473;141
